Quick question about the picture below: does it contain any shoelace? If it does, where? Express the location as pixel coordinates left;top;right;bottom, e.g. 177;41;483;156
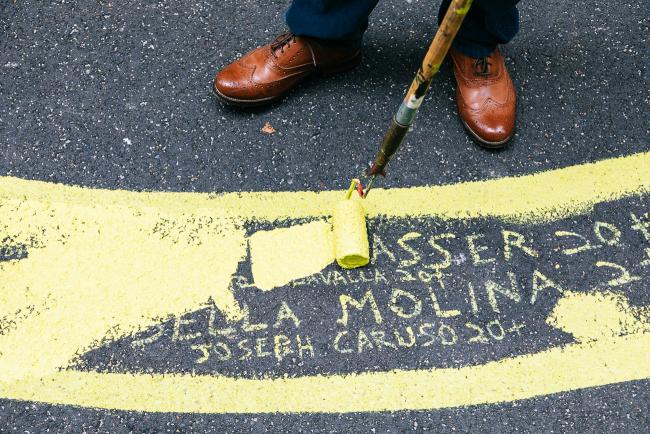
473;56;491;76
271;32;297;55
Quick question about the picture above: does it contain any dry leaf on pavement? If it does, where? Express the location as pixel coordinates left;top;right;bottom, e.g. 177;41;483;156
261;122;276;134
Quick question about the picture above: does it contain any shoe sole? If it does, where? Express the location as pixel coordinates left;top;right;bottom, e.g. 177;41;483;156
213;88;281;107
213;52;362;108
461;119;513;150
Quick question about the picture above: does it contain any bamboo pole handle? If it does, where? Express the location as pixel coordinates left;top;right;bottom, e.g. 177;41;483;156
367;0;473;179
401;0;473;113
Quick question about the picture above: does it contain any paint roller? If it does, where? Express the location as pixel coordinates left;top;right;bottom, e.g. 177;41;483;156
331;0;473;269
332;180;370;269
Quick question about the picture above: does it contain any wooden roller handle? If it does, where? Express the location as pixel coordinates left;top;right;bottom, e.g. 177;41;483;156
367;0;473;179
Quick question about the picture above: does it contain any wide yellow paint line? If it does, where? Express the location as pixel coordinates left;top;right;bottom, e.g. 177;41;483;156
1;333;648;413
1;151;648;222
0;292;648;414
0;202;248;381
1;153;649;413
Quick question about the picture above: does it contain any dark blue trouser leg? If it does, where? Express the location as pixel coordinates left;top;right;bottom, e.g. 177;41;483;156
286;0;520;56
438;0;520;57
286;0;379;46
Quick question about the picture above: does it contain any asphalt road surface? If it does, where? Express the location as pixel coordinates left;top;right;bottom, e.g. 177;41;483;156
0;0;649;432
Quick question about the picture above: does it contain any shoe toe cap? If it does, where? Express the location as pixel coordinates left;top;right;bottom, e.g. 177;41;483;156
213;62;254;99
472;118;512;141
462;100;515;147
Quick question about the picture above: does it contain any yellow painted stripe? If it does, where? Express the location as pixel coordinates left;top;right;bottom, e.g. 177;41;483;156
1;151;649;222
1;333;648;413
1;153;649;413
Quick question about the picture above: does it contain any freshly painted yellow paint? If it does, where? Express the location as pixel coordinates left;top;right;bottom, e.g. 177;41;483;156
1;151;649;223
250;220;334;290
0;204;247;381
548;291;650;342
0;292;648;413
0;151;649;413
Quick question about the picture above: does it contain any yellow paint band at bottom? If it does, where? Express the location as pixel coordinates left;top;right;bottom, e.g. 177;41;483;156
1;333;648;414
0;151;649;223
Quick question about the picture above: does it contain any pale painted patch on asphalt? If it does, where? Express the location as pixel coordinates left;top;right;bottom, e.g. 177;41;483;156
249;220;335;291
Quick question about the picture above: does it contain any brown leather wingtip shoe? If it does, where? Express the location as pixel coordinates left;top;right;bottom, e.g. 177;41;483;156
213;33;361;107
450;47;516;149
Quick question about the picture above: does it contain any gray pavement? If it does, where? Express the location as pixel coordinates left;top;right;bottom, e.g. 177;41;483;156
1;0;649;432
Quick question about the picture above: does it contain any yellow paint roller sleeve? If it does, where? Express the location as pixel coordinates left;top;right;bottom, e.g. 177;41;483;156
332;199;370;269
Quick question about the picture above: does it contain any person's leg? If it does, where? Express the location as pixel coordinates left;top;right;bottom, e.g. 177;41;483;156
286;0;380;47
439;0;521;148
438;0;520;57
